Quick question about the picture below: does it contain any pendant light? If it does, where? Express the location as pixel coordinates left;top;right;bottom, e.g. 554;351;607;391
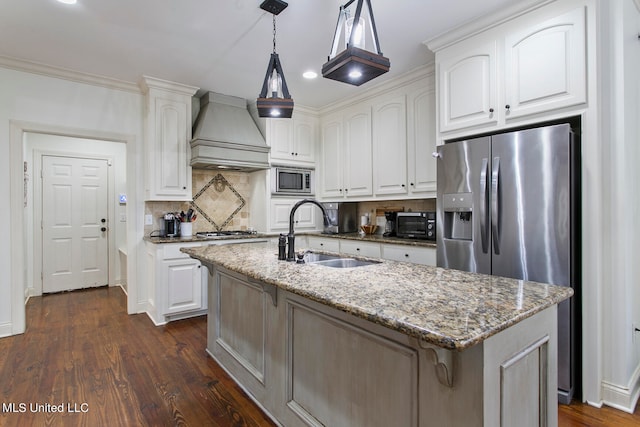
322;0;390;86
257;0;294;118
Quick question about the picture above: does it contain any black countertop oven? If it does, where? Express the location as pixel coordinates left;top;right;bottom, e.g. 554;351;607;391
396;212;436;240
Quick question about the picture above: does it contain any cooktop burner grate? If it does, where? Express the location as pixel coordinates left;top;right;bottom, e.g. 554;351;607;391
195;230;257;238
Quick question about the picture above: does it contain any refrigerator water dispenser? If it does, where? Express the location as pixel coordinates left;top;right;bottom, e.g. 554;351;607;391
442;193;473;240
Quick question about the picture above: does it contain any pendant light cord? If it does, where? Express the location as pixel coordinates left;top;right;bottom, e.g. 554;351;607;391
272;15;277;53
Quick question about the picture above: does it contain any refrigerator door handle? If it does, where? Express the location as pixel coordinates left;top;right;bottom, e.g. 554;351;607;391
491;157;501;255
480;158;489;253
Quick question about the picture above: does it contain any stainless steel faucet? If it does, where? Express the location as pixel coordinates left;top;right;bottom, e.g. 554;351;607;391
287;199;330;261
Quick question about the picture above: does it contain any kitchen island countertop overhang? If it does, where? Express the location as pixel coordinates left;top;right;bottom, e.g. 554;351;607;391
181;241;572;351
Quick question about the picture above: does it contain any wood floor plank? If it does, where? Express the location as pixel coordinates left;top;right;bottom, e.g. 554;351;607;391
0;286;637;426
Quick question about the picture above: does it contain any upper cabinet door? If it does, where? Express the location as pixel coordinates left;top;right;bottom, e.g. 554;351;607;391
373;95;407;196
504;7;586;120
319;116;344;199
438;41;498;133
269;119;294;161
343;106;373;197
293;115;317;164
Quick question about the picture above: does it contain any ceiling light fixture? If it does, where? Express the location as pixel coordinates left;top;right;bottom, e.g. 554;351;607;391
257;0;293;119
57;0;77;4
322;0;390;86
303;71;318;79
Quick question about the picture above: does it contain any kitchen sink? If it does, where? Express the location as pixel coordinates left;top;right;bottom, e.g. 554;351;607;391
303;251;380;268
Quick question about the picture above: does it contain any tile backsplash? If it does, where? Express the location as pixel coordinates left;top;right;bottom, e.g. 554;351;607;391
145;170;253;236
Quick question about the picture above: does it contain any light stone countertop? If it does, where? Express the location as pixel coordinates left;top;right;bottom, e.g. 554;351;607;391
144;231;436;247
182;241;573;351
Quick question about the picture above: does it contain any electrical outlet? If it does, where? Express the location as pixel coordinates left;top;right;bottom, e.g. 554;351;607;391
144;214;153;225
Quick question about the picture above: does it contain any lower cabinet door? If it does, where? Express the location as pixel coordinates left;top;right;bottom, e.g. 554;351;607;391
163;259;203;315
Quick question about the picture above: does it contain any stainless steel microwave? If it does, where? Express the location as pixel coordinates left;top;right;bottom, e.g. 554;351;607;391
271;166;314;196
396;211;436;240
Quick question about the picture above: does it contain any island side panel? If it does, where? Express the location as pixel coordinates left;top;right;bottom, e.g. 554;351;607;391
283;296;419;427
206;266;279;413
483;305;558;427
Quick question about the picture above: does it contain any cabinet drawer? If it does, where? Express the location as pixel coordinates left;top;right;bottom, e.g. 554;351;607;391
308;236;340;252
339;240;381;258
383;244;436;266
162;242;202;259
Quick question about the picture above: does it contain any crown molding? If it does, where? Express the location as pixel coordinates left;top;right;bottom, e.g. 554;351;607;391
424;0;553;52
139;75;198;97
0;54;141;94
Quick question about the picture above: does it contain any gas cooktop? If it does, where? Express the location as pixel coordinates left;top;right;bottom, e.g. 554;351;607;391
195;230;258;239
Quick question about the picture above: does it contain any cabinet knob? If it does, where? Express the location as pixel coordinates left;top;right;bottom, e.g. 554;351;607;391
404;253;409;258
198;265;201;268
401;184;405;187
410;182;415;186
183;186;187;190
291;152;295;156
505;105;511;110
356;248;360;251
489;108;494;113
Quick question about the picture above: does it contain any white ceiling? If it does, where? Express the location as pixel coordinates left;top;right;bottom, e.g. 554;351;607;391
1;0;524;109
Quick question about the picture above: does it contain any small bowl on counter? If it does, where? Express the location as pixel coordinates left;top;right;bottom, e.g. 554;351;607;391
360;225;378;235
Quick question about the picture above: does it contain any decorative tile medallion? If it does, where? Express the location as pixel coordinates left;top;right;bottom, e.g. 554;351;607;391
191;173;246;230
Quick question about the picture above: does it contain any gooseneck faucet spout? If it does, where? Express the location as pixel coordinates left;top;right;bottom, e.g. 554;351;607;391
287;199;330;261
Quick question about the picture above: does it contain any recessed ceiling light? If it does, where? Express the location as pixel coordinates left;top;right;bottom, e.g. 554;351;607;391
57;0;77;4
303;71;318;79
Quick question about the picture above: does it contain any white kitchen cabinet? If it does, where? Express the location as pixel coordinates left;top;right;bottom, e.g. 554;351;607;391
339;240;381;258
503;7;586;120
382;244;436;266
307;236;341;253
407;82;437;196
373;95;408;196
146;241;206;325
436;6;586;134
268;112;318;165
438;40;499;133
140;76;198;201
270;198;321;232
319;106;373;199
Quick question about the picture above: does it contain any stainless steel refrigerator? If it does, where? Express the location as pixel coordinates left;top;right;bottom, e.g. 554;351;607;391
436;123;579;404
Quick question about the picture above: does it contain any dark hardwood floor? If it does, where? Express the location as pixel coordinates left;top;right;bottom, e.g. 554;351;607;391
0;286;275;427
0;286;638;426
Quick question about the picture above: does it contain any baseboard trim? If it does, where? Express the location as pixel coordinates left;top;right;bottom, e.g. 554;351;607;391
601;363;640;414
0;322;14;338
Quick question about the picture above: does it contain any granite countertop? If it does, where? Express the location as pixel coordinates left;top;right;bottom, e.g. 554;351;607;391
144;231;435;247
144;233;270;244
311;232;437;248
182;242;573;351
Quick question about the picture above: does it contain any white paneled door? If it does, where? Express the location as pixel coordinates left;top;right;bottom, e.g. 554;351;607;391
42;156;109;293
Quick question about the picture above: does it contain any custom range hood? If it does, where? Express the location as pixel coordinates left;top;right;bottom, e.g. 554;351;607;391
190;92;270;171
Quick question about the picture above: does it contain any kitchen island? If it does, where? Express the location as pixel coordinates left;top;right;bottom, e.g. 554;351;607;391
182;242;573;427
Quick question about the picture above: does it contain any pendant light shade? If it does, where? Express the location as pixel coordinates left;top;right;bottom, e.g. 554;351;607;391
257;1;294;118
322;0;390;86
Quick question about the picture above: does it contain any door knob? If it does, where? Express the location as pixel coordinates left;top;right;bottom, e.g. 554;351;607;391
101;218;106;223
101;227;107;232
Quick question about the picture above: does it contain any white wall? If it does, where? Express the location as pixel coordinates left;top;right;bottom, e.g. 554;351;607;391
0;65;145;336
24;133;128;295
